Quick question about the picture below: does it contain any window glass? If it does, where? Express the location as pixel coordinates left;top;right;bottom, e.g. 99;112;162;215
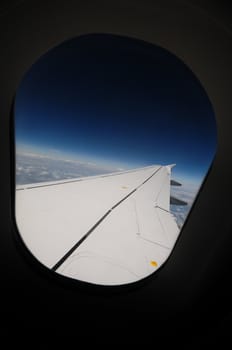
14;34;217;286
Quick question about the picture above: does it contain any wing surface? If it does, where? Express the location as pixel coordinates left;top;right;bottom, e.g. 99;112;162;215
15;164;179;285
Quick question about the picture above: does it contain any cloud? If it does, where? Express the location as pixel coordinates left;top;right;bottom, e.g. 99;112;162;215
170;179;200;229
15;151;119;185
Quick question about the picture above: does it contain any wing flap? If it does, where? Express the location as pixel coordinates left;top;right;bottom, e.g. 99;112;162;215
57;197;171;285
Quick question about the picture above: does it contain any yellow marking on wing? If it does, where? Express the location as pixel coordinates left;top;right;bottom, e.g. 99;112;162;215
150;261;158;267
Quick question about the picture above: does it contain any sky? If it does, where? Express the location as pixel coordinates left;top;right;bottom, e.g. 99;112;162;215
15;33;217;183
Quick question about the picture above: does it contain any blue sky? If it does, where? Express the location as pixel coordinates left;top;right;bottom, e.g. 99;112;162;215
15;33;217;183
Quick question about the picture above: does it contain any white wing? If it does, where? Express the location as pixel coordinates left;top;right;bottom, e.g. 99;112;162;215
15;164;179;285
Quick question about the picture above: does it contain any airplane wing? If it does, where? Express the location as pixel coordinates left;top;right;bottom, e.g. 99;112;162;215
15;164;180;286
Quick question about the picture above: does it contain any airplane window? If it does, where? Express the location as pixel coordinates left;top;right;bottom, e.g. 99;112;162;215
14;33;217;286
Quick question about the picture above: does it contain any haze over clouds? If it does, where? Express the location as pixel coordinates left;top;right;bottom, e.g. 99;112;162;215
170;181;200;228
16;151;119;185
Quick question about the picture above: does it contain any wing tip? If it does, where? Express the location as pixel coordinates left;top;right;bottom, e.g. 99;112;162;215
165;164;176;175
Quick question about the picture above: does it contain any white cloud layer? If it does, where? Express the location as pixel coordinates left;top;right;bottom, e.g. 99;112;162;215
170;180;201;229
16;151;118;185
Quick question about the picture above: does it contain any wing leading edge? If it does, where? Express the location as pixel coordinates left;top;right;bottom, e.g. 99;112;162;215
15;164;180;285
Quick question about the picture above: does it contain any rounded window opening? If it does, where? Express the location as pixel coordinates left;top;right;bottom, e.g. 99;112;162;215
14;33;217;286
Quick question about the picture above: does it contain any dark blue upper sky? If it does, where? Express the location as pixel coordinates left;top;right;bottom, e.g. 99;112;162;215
15;33;217;181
